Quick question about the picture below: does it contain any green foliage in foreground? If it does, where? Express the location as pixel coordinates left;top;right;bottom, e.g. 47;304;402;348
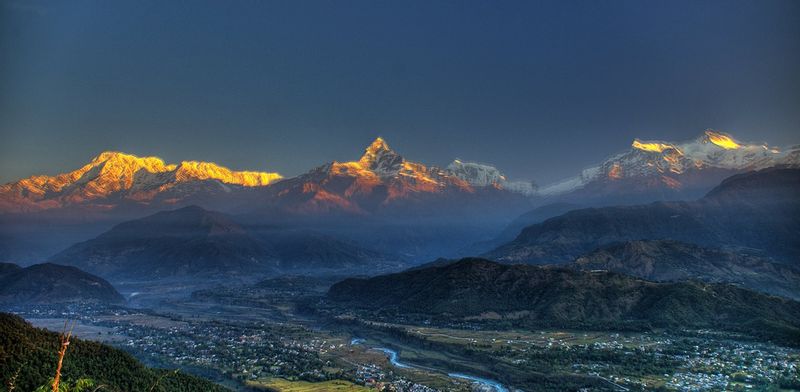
34;378;95;392
0;313;228;392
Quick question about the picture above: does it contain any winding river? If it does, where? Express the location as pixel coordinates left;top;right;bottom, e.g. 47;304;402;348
373;347;412;369
372;346;509;392
447;373;510;392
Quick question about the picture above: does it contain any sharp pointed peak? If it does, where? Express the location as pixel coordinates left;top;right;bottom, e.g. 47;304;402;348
365;137;392;153
357;136;404;173
360;136;398;160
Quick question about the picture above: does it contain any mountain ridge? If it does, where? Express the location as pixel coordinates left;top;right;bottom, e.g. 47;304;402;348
569;240;800;300
327;258;800;343
537;130;800;204
48;205;392;281
246;137;534;219
0;139;537;217
2;131;798;216
487;167;800;265
0;151;282;213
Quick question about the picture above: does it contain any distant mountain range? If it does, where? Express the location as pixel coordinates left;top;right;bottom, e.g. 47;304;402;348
0;138;537;264
238;137;533;221
327;258;800;343
1;131;798;265
488;167;800;265
0;151;282;214
0;138;534;219
49;205;393;281
537;130;800;204
2;131;796;218
0;262;124;304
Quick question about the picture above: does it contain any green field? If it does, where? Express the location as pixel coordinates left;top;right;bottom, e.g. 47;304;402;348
247;378;372;392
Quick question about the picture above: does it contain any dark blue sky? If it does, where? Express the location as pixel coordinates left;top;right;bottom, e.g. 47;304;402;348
1;0;798;184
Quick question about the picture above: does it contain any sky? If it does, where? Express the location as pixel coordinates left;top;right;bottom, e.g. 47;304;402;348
1;0;798;185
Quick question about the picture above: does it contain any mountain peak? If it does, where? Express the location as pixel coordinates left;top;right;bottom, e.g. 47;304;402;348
629;130;743;154
92;150;135;161
366;137;391;152
90;151;175;173
447;159;506;185
358;137;404;174
702;129;741;150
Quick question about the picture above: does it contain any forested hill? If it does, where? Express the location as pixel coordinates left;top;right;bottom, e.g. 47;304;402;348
0;263;124;305
0;313;228;392
328;258;800;344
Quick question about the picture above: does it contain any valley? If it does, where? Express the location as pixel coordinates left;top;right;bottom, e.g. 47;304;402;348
4;4;800;391
1;140;799;392
7;269;800;392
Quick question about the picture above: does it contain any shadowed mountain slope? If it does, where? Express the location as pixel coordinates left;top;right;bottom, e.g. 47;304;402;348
569;240;800;300
0;262;124;304
328;258;800;343
49;206;390;281
488;168;800;264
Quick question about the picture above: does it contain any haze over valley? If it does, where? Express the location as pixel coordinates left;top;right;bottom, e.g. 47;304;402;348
2;1;799;391
2;132;799;392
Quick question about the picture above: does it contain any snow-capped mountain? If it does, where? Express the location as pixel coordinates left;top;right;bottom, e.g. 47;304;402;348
0;151;282;213
446;160;537;195
0;139;533;219
252;138;532;218
537;130;800;203
2;131;795;216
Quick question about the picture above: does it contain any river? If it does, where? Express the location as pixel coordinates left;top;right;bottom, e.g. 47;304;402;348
372;346;509;392
447;372;510;392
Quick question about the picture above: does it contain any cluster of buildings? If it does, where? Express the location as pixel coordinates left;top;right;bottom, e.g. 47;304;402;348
114;319;334;382
666;372;729;391
354;364;442;392
573;334;798;391
662;341;798;391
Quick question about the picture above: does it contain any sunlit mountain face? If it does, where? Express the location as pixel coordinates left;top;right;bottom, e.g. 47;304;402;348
0;138;534;222
2;137;800;390
247;138;533;221
0;131;797;265
537;129;800;205
0;138;536;263
3;2;800;391
2;131;796;219
0;151;282;214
